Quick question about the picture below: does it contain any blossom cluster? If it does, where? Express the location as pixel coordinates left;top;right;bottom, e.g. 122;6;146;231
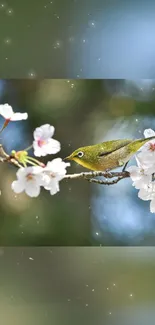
0;104;70;197
128;129;155;213
12;158;70;198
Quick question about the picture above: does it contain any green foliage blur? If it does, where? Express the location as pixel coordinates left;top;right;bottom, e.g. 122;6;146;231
0;247;155;325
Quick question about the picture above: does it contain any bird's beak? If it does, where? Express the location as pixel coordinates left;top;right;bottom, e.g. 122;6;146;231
64;155;71;161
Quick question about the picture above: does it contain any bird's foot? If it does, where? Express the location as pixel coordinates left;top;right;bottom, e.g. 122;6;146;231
122;161;129;172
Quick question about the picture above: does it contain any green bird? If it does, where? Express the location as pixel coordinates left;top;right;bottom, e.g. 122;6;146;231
64;136;155;171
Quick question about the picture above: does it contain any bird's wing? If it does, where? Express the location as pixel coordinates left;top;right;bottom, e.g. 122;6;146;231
99;139;132;156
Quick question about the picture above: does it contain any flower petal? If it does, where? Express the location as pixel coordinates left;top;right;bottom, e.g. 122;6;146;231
50;183;60;195
44;178;60;195
16;167;28;179
25;182;41;197
127;166;141;181
11;180;25;193
11;112;28;121
33;141;44;157
133;175;151;189
39;173;51;187
150;199;155;213
144;128;155;138
45;158;70;178
138;187;152;201
33;124;55;140
30;166;43;174
33;139;61;157
0;104;13;119
46;158;62;169
45;139;61;154
135;155;144;168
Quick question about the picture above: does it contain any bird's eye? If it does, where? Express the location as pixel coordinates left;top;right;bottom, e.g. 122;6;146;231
77;151;84;158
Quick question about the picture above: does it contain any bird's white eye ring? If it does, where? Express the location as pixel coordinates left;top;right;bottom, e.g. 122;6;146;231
77;151;84;158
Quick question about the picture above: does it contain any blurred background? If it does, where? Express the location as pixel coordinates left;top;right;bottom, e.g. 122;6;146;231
1;0;155;78
0;79;155;245
0;247;155;325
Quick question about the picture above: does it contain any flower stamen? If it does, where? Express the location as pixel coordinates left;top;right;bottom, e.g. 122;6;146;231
37;139;46;147
26;173;34;181
149;143;155;151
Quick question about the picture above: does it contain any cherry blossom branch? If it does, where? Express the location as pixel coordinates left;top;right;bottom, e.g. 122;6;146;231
64;170;130;185
0;104;134;198
0;143;130;186
0;144;22;168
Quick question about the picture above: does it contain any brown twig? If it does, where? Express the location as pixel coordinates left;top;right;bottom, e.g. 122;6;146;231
0;144;9;158
64;170;130;185
0;144;22;168
87;176;125;185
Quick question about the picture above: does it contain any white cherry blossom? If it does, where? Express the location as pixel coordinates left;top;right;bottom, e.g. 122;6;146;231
137;151;155;173
144;128;155;138
128;128;155;213
138;128;155;156
138;141;155;157
138;182;155;213
11;158;70;197
0;103;28;121
136;128;155;171
127;157;152;189
33;124;60;157
11;166;44;197
138;181;154;200
42;158;70;195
